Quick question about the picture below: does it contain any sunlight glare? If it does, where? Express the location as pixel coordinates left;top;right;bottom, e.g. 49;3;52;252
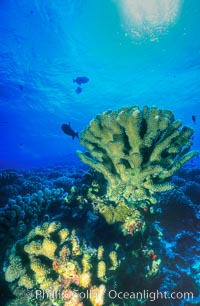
116;0;182;39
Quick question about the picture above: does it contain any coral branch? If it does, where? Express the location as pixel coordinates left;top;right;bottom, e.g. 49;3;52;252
77;105;198;205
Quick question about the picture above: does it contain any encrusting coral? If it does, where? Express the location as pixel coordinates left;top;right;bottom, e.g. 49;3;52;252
77;105;198;205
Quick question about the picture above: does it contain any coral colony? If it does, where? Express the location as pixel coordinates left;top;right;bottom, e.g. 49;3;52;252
77;105;198;204
77;105;198;234
2;105;199;305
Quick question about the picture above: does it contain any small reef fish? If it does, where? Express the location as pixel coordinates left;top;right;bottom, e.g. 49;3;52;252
73;76;89;86
73;76;89;94
76;86;82;94
61;122;79;140
192;115;196;124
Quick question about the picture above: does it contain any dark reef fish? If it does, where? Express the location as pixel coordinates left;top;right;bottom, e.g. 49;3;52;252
61;122;79;139
76;86;82;94
73;76;89;86
192;115;196;124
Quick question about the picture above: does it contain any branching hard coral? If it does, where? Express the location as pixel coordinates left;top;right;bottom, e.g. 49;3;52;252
0;187;67;256
4;222;63;294
0;171;20;187
4;222;121;306
77;105;198;205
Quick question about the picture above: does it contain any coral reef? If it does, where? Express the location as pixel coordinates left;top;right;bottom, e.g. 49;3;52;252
0;165;86;206
4;219;163;306
4;221;122;305
0;171;23;206
4;222;66;292
156;166;200;301
0;171;21;187
160;230;200;300
0;187;70;271
96;199;146;236
1;103;200;306
0;165;89;258
63;179;148;237
1;163;199;305
158;188;196;232
77;105;198;205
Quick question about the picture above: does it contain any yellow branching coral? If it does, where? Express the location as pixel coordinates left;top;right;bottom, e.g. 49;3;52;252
97;245;104;260
4;221;66;295
42;238;57;259
82;253;92;273
79;271;92;288
77;105;198;204
4;222;121;306
90;284;106;306
24;237;57;260
59;228;70;243
18;274;34;289
71;233;82;256
109;251;118;270
5;256;25;283
97;261;107;282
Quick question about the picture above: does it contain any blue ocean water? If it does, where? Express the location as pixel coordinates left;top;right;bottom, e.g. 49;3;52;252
0;1;200;306
0;0;200;168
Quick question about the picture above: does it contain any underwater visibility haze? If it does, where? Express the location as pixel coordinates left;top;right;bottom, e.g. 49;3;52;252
0;0;200;167
0;1;200;306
